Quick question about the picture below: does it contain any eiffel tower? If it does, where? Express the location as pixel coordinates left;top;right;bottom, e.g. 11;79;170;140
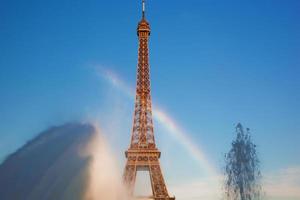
123;1;175;200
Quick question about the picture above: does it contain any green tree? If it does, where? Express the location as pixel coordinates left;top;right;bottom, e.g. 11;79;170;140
224;123;262;200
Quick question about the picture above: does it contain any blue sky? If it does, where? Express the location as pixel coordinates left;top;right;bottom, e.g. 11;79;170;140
0;0;300;199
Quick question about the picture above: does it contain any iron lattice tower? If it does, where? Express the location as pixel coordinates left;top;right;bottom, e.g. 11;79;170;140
123;1;175;200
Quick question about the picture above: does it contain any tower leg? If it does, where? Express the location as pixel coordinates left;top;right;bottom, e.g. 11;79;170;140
123;151;175;200
149;165;170;199
123;164;137;196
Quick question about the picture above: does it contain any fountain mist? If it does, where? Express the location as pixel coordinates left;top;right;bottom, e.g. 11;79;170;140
83;126;130;200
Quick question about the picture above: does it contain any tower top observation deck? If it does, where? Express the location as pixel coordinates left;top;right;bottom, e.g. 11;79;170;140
137;0;150;36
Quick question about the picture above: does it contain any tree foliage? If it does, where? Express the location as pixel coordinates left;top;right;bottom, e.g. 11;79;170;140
224;123;262;200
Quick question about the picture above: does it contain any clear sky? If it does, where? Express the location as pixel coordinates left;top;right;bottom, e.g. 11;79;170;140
0;0;299;199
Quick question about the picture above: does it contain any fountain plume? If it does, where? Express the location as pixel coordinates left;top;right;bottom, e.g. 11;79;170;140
84;125;130;200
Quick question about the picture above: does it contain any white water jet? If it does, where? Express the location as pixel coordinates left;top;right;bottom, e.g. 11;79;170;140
83;126;130;200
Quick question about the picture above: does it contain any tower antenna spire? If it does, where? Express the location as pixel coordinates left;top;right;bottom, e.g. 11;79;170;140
142;0;145;18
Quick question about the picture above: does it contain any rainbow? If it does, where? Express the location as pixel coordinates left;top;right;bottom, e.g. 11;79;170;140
96;67;219;177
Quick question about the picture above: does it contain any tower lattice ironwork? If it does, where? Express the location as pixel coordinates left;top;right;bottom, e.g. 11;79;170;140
123;1;175;200
124;0;175;200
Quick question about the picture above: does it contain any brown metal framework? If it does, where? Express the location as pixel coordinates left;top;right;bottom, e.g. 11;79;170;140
123;1;175;200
